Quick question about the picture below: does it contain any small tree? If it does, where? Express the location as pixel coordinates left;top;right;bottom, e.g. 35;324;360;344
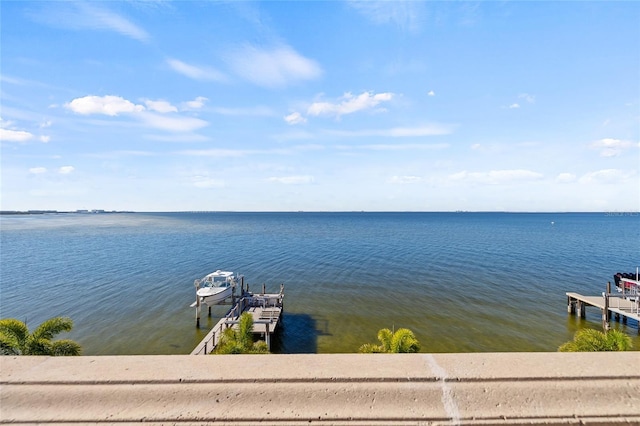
214;313;269;354
559;328;632;352
359;327;420;353
0;317;82;356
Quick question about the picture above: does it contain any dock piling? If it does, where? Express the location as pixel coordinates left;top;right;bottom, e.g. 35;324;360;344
567;296;575;314
602;291;609;331
194;279;201;327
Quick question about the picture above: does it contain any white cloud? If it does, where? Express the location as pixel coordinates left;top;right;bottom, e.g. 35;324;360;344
210;106;275;116
82;4;149;42
518;93;535;103
65;95;145;116
349;1;424;33
359;143;449;151
144;134;210;143
0;128;34;142
65;95;208;133
167;59;226;82
39;120;52;128
449;169;544;185
0;119;51;146
427;90;435;96
389;175;422;184
385;126;448;137
227;44;322;88
555;173;576;183
182;97;208;110
308;91;393;118
268;175;314;184
590;138;635;157
284;112;306;125
579;169;632;184
270;130;315;142
138;112;208;132
192;176;225;188
85;150;156;159
179;149;252;158
29;167;47;174
59;166;75;174
144;99;178;113
34;3;150;42
327;124;452;138
505;94;534;110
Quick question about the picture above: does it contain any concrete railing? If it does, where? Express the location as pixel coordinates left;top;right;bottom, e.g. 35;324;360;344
2;352;639;424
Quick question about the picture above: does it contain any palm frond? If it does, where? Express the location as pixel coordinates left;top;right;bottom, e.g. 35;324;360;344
213;313;268;354
0;332;21;355
358;343;382;353
604;330;633;351
0;319;29;349
360;327;421;353
51;339;82;356
390;328;420;353
377;328;393;352
25;337;53;356
32;317;73;341
559;328;633;352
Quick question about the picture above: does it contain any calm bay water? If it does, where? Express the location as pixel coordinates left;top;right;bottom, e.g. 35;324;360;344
1;212;638;354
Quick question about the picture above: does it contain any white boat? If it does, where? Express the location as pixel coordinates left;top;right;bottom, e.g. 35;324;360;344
194;270;239;307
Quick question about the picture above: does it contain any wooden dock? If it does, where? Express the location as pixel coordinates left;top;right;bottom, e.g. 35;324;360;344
566;289;639;333
191;287;284;355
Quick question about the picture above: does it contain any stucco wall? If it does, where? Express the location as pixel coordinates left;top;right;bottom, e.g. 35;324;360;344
2;352;639;424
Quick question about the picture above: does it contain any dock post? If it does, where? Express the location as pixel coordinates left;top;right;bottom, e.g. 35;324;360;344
195;279;201;327
606;282;612;320
577;300;586;318
262;283;266;294
265;322;270;351
281;283;285;311
208;306;212;317
567;296;575;314
602;292;609;332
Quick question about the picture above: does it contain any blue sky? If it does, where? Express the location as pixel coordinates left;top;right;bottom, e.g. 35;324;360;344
1;1;638;212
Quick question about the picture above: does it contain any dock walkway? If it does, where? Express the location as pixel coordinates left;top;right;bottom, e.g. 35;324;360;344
566;291;639;332
191;288;284;355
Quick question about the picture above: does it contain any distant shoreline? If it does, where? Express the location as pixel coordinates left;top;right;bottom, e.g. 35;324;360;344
1;210;638;216
0;210;134;215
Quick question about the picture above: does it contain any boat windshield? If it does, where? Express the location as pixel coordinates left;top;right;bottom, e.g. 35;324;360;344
203;274;232;288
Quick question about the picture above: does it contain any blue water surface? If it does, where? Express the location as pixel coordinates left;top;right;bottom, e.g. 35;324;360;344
1;212;638;354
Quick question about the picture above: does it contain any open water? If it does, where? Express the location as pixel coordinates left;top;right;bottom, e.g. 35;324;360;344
1;212;638;354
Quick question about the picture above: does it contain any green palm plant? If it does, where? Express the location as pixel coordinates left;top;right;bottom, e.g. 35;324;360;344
359;327;420;353
214;312;269;354
559;328;632;352
0;317;82;356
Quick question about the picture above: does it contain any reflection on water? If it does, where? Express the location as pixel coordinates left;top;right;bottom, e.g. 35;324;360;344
1;212;638;354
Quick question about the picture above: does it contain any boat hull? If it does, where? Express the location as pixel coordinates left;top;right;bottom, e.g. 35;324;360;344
197;286;233;306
